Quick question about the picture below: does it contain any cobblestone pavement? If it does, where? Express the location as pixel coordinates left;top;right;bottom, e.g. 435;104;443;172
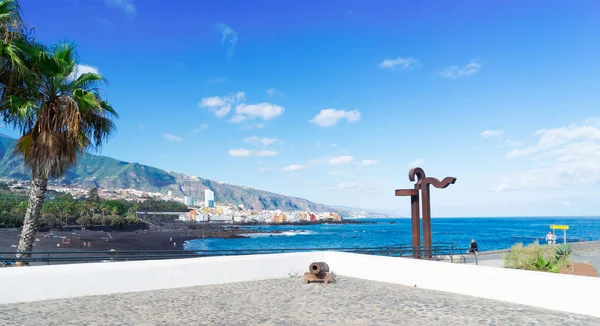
1;277;598;326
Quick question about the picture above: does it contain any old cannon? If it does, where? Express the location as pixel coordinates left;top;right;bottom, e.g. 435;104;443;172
302;262;333;284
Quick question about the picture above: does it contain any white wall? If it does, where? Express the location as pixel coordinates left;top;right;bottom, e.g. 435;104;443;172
1;251;599;318
0;252;325;304
326;252;600;318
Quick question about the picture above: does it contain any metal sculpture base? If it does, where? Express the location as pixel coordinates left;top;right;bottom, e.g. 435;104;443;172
302;272;333;284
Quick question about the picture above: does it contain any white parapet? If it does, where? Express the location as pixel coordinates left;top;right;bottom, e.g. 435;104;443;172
0;252;326;305
1;251;599;318
325;252;600;318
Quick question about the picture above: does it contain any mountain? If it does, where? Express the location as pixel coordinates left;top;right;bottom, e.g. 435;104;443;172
0;134;341;213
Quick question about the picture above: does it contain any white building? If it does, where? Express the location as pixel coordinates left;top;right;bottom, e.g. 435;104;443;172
204;189;215;208
184;196;194;206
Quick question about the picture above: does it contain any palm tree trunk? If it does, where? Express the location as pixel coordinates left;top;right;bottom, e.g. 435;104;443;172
16;172;48;259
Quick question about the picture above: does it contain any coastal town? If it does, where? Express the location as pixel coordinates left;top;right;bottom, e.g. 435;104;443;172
2;178;343;224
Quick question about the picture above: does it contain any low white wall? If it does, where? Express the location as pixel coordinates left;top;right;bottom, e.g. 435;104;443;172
326;252;600;317
2;251;599;318
0;252;326;304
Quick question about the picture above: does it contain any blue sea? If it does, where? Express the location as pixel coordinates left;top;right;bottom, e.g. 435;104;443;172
184;217;600;252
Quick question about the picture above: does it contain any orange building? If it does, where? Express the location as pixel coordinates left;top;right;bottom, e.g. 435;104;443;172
188;209;199;221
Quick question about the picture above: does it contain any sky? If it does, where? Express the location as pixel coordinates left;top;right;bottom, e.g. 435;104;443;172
4;0;600;217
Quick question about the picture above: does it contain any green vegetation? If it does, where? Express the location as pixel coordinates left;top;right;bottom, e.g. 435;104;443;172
0;184;187;228
504;241;572;273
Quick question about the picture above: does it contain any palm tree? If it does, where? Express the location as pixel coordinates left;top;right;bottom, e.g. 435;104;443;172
3;42;117;257
0;0;36;116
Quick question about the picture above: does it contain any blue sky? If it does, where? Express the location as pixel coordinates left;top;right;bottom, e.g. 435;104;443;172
4;0;600;216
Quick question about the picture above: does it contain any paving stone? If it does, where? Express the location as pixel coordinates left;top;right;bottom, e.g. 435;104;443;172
0;277;598;325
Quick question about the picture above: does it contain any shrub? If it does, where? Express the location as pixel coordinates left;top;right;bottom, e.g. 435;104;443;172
555;243;572;260
504;241;570;273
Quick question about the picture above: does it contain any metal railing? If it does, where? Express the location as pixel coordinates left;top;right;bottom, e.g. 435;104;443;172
0;243;478;266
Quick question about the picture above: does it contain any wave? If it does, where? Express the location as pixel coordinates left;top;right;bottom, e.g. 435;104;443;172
243;230;315;238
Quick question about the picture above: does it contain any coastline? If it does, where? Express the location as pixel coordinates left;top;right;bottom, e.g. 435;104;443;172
1;221;598;260
0;219;373;254
0;225;260;253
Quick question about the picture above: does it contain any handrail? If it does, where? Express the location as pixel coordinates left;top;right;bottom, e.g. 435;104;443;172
0;243;480;265
0;243;459;255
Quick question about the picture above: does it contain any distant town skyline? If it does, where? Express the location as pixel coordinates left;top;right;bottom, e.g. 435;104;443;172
3;0;600;217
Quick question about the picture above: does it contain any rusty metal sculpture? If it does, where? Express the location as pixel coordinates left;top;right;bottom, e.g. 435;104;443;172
395;167;456;259
302;262;334;284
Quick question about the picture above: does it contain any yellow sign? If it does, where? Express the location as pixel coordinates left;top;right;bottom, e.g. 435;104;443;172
550;225;569;230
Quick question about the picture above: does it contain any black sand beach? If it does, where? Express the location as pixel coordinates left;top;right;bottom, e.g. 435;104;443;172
0;224;258;253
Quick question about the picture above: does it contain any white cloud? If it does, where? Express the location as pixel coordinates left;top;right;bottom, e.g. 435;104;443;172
494;118;600;191
265;88;284;96
201;96;227;107
239;123;266;130
506;124;600;159
234;103;284;122
408;159;424;167
310;109;361;127
199;92;245;118
216;23;238;57
379;57;418;70
480;130;504;138
503;139;523;147
281;164;308;172
213;107;231;117
104;0;136;16
193;124;208;134
439;62;481;78
328;156;355;165
244;136;280;148
358;159;378;166
163;133;182;143
70;64;99;80
259;167;271;172
329;177;387;192
228;148;252;157
228;115;246;123
329;170;345;175
256;150;277;157
227;137;280;157
333;182;358;190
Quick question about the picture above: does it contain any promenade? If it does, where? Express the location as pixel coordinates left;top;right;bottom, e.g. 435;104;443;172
469;247;600;273
1;276;598;325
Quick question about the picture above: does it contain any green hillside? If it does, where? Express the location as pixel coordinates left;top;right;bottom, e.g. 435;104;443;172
0;134;339;212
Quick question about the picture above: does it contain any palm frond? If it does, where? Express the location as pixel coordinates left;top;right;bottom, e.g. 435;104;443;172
0;0;22;28
71;72;105;92
4;38;117;178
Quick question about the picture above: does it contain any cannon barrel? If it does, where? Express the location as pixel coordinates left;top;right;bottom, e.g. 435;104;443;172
309;262;329;275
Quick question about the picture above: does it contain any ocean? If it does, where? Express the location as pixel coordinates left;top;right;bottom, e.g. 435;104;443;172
183;217;600;252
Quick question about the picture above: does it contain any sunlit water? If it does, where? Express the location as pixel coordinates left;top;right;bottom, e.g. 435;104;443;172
184;217;600;252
